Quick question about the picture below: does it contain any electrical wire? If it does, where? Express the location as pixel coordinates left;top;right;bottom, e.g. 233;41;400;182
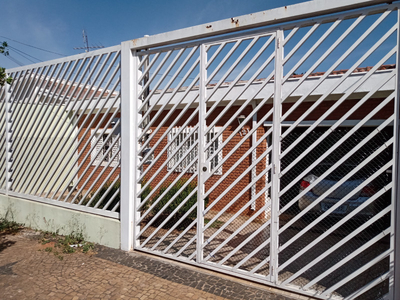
0;35;66;56
6;55;23;66
8;46;42;63
8;48;37;64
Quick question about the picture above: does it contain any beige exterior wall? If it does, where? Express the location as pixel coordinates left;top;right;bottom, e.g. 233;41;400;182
11;103;77;195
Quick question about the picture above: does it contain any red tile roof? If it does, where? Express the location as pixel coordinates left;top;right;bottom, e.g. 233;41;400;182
290;64;395;78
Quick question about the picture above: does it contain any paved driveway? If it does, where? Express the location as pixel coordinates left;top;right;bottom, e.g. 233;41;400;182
0;228;308;300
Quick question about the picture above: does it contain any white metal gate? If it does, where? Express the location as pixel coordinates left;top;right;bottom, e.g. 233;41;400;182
129;2;399;299
2;1;398;298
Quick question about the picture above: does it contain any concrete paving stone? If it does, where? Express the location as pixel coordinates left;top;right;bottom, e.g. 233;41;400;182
0;228;312;300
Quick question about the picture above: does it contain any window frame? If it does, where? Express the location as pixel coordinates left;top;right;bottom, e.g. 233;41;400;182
90;128;120;168
167;126;223;175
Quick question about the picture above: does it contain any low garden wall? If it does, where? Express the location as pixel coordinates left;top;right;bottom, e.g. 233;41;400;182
0;194;120;249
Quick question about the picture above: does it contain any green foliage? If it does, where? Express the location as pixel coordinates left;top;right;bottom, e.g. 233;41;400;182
152;180;197;219
0;41;9;56
82;181;120;212
0;67;12;86
0;217;22;234
41;238;51;245
82;242;94;253
146;179;208;228
140;181;152;212
40;230;95;259
57;231;85;254
0;41;12;86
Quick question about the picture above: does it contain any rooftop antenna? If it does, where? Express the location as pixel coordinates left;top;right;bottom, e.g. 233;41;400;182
73;29;104;52
73;30;104;85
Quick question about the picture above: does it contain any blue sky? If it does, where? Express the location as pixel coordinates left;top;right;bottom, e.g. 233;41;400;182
0;0;309;69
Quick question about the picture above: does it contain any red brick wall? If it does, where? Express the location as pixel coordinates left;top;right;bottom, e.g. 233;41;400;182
143;105;268;219
74;96;393;214
77;112;120;193
142;97;393;219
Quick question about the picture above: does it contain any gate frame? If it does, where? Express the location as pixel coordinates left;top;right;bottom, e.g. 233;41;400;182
120;40;136;251
196;43;207;263
270;29;284;284
393;9;400;300
120;0;400;298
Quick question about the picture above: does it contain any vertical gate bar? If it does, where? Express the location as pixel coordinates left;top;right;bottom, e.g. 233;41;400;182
266;135;272;220
251;101;257;211
142;50;150;129
133;50;142;250
270;30;283;283
197;43;207;263
120;40;135;251
392;8;400;300
5;82;12;195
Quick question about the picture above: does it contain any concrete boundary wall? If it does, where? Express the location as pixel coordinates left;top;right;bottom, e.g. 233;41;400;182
0;194;120;249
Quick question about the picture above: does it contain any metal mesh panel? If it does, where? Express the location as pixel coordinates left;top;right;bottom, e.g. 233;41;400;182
276;8;396;299
5;46;121;218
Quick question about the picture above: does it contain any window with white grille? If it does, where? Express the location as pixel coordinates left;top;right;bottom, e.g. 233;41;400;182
167;126;223;175
91;129;120;167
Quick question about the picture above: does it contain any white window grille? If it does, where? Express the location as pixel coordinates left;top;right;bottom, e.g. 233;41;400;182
91;129;120;167
167;126;223;175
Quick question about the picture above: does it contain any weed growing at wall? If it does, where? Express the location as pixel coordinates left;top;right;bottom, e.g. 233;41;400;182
0;218;23;234
40;231;95;260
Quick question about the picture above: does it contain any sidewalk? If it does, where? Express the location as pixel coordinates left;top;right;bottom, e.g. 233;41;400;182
0;228;311;300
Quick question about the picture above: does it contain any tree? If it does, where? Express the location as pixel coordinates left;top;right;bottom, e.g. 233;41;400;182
0;41;12;86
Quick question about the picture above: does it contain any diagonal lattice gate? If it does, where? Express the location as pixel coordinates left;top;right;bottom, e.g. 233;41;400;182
131;2;399;299
1;46;122;217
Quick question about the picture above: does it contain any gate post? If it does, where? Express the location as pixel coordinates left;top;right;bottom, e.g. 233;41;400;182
120;40;136;251
270;30;283;283
5;82;13;195
393;9;400;299
197;43;207;263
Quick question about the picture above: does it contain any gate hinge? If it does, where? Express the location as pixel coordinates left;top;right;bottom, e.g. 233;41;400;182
277;38;280;49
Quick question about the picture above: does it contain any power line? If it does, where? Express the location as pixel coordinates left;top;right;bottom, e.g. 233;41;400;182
11;50;36;64
9;46;42;64
0;35;66;56
9;46;42;62
6;55;23;66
